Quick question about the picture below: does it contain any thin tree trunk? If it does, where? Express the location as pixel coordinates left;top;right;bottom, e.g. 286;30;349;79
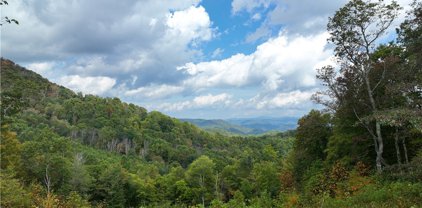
402;137;409;164
44;164;51;195
200;174;205;207
215;172;220;200
375;121;385;172
394;127;402;167
363;67;384;173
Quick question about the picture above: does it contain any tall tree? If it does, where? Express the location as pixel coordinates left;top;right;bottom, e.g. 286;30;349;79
293;110;331;186
314;0;401;172
186;155;215;206
0;126;21;170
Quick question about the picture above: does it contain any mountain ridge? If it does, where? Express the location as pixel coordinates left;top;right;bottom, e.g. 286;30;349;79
181;117;298;135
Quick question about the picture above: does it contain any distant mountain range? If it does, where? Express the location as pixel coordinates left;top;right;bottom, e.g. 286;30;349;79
180;117;298;135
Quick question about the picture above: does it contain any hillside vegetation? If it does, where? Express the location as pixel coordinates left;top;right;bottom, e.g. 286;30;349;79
1;0;422;207
0;58;295;207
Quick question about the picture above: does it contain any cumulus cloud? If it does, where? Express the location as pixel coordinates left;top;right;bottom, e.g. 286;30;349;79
255;90;315;109
58;75;116;95
156;93;232;111
230;0;347;36
166;6;214;45
231;0;271;14
2;0;214;88
27;62;55;75
125;84;184;99
178;32;333;91
193;93;232;106
233;0;413;41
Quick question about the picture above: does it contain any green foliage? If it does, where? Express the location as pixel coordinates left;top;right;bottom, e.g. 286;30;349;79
0;126;21;169
20;128;74;193
69;153;92;195
293;110;331;187
186;155;216;205
65;191;91;208
251;161;280;197
0;170;31;207
323;182;422;208
90;164;126;207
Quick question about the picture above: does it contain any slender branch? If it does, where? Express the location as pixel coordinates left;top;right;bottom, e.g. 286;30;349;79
367;18;395;46
353;107;377;139
44;164;51;194
372;61;387;92
359;23;371;56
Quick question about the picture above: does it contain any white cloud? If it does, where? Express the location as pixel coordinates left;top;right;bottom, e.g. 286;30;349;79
231;0;271;14
156;93;232;111
166;6;214;45
178;32;333;91
234;0;413;42
252;13;262;21
58;75;116;95
211;48;224;58
256;90;314;109
193;93;232;106
125;84;184;99
1;1;215;87
27;62;55;74
245;25;271;43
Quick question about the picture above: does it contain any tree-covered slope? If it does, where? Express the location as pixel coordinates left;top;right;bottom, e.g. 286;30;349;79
0;58;295;207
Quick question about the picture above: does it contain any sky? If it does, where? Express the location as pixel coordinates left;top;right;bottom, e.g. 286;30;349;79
1;0;413;119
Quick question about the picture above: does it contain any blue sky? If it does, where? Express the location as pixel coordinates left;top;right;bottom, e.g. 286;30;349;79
1;0;412;119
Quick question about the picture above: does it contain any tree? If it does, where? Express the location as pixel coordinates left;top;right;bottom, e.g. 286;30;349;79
20;128;73;193
314;0;401;172
186;155;215;206
91;164;126;207
293;110;331;185
0;126;21;169
0;170;31;207
69;153;92;194
396;0;422;112
251;161;280;197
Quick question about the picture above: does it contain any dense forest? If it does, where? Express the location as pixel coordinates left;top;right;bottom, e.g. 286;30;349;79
1;0;421;207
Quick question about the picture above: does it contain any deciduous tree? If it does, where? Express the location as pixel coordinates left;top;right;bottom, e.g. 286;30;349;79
314;0;401;172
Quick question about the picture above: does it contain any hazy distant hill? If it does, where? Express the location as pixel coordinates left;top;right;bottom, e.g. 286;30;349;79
179;119;254;135
228;117;298;133
181;117;298;135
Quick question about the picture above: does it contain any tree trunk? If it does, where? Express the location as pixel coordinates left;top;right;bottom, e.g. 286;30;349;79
44;164;51;195
140;139;149;158
394;127;402;166
402;137;409;164
374;121;384;170
200;174;205;207
215;172;220;200
363;66;384;173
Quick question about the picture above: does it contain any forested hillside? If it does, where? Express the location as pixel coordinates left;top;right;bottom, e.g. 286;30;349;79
1;0;422;207
0;58;294;207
